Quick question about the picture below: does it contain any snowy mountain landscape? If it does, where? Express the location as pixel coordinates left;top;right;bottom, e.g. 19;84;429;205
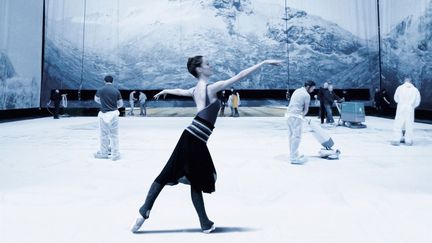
381;0;432;108
0;51;39;109
43;0;379;92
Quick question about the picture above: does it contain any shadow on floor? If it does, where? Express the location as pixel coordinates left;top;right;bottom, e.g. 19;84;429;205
134;226;259;234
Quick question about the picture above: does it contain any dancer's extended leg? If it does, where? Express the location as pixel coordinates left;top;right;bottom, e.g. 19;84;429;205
131;182;164;233
191;186;215;233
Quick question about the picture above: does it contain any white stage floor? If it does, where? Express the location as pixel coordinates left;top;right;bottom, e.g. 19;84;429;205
1;115;432;243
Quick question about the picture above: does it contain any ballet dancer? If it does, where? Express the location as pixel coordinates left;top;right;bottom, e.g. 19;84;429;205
131;56;282;233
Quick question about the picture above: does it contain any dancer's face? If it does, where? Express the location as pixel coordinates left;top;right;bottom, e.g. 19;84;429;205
198;57;213;77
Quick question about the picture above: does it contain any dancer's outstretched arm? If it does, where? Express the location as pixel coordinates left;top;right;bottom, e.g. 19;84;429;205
154;88;194;100
210;59;283;92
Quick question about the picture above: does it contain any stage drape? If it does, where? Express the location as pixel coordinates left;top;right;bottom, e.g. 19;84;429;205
38;0;432;110
41;0;381;105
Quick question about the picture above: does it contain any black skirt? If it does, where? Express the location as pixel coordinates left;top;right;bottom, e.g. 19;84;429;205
155;118;217;193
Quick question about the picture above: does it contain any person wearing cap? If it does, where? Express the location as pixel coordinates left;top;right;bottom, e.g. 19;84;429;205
94;75;123;161
286;80;316;164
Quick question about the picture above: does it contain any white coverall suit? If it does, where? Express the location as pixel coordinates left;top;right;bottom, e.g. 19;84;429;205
286;87;310;162
98;110;120;157
392;82;421;144
94;93;123;160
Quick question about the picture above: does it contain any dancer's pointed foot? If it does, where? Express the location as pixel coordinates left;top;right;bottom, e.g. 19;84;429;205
201;220;216;234
131;215;145;233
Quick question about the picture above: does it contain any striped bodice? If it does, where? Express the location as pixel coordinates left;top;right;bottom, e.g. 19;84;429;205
186;85;221;143
186;116;215;143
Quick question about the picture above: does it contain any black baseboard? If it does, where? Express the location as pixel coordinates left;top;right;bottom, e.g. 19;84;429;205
0;107;126;123
1;106;431;123
0;108;49;123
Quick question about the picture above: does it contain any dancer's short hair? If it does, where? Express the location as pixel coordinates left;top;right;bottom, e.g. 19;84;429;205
187;56;203;78
104;75;114;83
304;80;316;87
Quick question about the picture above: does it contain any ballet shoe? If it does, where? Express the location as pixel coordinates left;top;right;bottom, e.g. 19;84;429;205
201;220;216;234
131;215;146;233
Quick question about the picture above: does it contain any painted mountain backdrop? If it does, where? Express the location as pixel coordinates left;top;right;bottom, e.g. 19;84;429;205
381;0;432;108
1;51;39;109
43;0;379;94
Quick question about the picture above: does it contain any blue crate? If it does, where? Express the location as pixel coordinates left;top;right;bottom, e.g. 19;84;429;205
341;102;365;123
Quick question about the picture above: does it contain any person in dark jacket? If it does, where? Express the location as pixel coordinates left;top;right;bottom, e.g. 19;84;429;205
318;82;329;124
50;89;61;119
218;90;228;116
374;87;382;114
324;84;344;124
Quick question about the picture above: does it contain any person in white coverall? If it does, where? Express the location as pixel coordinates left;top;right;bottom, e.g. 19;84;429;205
94;75;124;160
128;90;137;116
391;78;421;146
139;91;147;116
286;80;316;164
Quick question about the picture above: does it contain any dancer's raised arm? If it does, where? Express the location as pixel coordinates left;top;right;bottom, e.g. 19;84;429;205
154;88;194;100
131;56;282;234
209;59;283;92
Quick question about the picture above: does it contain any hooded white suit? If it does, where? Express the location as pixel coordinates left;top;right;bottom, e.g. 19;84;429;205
392;82;421;144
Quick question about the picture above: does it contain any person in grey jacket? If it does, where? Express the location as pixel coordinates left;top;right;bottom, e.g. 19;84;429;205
94;75;123;161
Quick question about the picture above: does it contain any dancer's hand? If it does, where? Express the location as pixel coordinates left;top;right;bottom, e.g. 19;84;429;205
264;59;284;66
154;90;167;100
